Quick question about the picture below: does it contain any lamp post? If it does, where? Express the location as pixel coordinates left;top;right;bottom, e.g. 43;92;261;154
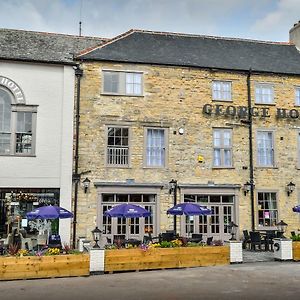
91;226;102;248
227;221;238;241
169;179;178;234
276;220;288;239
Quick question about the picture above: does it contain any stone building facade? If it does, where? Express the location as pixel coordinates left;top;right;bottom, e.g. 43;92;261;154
75;27;300;242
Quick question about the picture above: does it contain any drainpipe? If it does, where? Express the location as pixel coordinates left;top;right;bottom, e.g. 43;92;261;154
247;69;255;232
72;65;83;247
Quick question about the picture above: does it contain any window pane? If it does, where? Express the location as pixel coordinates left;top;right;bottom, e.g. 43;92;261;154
107;127;129;165
296;88;300;106
258;192;278;227
146;129;165;167
0;89;11;133
257;131;273;166
213;129;232;167
256;85;273;104
103;71;119;94
212;81;231;100
0;133;11;154
16;112;32;154
126;73;142;95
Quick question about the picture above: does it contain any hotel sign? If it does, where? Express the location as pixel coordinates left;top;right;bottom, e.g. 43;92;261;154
0;76;25;104
203;103;300;119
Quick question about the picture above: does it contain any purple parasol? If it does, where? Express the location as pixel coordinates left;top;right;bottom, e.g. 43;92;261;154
26;205;73;220
293;205;300;213
104;203;151;218
167;203;212;216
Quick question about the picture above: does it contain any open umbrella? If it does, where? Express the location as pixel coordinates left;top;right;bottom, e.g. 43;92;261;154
292;205;300;213
104;204;151;240
167;203;212;216
26;205;73;220
104;203;151;218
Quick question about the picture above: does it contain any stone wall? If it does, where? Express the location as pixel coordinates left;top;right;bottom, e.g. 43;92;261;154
76;61;300;239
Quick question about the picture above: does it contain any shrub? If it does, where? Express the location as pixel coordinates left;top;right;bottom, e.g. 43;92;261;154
160;241;173;248
45;248;60;256
8;244;19;256
291;234;300;241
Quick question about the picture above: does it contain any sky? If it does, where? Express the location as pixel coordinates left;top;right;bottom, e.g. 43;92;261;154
0;0;300;42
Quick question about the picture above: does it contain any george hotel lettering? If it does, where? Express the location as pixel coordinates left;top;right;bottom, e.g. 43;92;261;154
203;103;300;119
0;76;25;104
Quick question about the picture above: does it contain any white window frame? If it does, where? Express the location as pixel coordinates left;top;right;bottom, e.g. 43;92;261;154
102;70;143;96
105;125;130;167
257;190;278;229
144;127;168;168
0;86;37;156
255;83;274;104
295;87;300;106
212;81;232;101
256;130;275;167
212;128;233;168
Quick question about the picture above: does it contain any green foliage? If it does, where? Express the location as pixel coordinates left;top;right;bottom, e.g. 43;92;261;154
291;234;300;241
159;241;173;248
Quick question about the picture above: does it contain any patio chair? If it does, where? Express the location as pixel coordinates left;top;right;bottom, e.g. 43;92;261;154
159;232;176;242
113;235;126;247
206;237;213;245
249;231;263;251
189;234;203;243
263;231;275;252
48;234;62;249
242;230;251;250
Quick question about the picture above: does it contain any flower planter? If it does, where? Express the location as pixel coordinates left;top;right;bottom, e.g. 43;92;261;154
293;241;300;261
0;254;89;281
105;246;230;273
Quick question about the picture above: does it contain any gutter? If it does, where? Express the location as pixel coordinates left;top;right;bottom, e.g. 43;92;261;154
247;69;255;232
72;65;83;247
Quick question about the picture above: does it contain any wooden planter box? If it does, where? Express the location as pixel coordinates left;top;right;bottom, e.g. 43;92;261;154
105;246;230;272
0;254;89;281
293;242;300;261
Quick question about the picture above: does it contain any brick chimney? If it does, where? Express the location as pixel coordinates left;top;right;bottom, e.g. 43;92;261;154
290;20;300;49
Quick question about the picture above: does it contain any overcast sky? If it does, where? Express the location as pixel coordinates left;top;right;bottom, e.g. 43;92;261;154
0;0;300;41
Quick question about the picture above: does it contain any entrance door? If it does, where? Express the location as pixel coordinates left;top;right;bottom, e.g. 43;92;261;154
182;194;235;241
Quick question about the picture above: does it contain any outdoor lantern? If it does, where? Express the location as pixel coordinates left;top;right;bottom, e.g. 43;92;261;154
228;221;238;240
82;177;91;194
242;182;251;196
276;220;288;238
286;182;295;196
91;226;102;248
169;179;177;194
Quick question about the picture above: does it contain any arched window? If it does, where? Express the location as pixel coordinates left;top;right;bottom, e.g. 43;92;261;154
0;88;12;154
0;84;37;156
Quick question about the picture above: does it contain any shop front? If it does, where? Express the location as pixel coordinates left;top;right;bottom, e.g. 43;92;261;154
179;184;240;242
0;188;60;238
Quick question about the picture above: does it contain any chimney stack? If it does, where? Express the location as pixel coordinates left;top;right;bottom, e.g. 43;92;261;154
290;20;300;49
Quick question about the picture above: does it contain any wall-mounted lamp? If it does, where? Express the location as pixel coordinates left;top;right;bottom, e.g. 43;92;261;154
169;179;178;194
242;182;251;196
286;182;295;196
82;177;91;194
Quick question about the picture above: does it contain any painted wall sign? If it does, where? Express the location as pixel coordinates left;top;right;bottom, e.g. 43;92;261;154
0;76;25;104
203;103;300;119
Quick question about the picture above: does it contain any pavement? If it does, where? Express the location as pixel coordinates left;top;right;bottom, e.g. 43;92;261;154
1;261;300;300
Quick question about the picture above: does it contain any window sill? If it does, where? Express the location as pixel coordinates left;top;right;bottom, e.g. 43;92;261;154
0;154;36;157
143;166;166;169
106;165;131;169
212;99;233;103
254;102;276;106
255;166;278;169
101;93;144;97
212;166;235;169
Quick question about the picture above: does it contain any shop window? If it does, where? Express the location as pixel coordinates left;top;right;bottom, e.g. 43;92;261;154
102;70;143;96
212;81;232;101
257;130;274;167
213;129;232;167
106;126;129;166
255;83;274;104
258;192;278;227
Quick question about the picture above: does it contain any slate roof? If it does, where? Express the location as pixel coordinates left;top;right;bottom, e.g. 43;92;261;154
78;29;300;75
0;28;107;64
